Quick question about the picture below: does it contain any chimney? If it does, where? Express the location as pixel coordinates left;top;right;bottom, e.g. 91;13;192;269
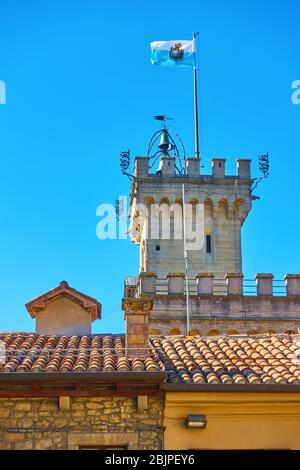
26;281;101;335
122;298;153;358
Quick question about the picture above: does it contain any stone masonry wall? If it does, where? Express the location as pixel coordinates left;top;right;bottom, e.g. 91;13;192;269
0;396;164;450
130;168;252;278
149;295;300;336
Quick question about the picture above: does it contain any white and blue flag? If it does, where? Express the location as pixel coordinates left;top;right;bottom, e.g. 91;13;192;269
150;40;195;67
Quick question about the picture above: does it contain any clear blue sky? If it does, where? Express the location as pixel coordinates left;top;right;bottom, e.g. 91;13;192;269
0;0;299;333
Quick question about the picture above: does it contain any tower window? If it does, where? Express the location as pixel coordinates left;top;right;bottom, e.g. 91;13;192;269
206;235;212;254
218;161;222;168
156;245;160;251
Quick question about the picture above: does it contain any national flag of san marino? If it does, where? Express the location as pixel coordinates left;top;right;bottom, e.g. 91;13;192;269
150;40;195;67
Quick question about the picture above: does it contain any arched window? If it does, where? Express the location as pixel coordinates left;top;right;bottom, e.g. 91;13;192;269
168;328;181;336
189;329;200;336
247;329;258;336
227;329;239;336
207;329;220;336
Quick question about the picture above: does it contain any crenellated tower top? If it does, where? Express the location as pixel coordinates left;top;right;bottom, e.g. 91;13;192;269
129;126;253;279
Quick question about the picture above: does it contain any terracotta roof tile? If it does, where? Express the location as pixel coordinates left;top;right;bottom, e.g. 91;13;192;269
1;333;300;385
149;334;300;385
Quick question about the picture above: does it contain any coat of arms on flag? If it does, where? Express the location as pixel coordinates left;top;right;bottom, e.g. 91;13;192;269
169;43;184;61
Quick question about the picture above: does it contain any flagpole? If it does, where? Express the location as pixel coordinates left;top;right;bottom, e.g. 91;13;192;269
193;32;200;159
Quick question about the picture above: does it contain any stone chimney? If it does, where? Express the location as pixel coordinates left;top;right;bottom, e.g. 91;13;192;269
122;298;153;358
26;281;101;335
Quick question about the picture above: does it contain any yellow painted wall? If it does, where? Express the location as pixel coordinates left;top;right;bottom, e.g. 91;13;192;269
164;392;300;450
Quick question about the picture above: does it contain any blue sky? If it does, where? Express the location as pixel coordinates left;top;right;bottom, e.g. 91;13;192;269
0;0;299;333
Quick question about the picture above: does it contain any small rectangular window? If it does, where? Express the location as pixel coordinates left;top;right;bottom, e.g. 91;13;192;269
156;245;160;251
206;235;212;254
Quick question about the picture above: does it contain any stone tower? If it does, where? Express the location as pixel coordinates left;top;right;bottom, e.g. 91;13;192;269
123;130;300;339
129;139;253;281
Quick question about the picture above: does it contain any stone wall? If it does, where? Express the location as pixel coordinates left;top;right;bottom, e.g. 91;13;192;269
0;396;164;450
148;295;300;336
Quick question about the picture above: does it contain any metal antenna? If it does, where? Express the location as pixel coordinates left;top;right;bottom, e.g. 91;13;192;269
182;183;190;335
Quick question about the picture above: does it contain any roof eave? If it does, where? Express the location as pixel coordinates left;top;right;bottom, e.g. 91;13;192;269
164;383;300;393
0;371;166;384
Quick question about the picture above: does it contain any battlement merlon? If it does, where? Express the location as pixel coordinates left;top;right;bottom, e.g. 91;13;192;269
130;155;253;229
123;273;300;336
133;156;252;181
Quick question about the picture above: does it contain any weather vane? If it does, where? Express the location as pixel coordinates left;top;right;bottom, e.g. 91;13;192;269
153;115;173;125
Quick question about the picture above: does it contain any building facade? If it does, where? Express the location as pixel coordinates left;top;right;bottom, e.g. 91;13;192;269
0;284;164;450
125;136;300;336
0;131;300;450
122;136;300;450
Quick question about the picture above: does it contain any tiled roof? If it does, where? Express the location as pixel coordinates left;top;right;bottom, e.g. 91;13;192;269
1;333;300;385
150;335;300;385
0;333;160;374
